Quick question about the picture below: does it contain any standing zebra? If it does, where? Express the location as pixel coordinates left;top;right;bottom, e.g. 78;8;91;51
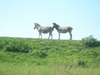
34;23;54;39
52;23;73;40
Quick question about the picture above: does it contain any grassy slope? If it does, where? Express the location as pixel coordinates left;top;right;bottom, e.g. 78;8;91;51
0;37;100;75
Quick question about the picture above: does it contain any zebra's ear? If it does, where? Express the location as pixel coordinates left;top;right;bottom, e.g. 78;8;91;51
52;23;55;26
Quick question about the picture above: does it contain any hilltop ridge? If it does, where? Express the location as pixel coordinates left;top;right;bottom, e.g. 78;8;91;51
0;37;100;68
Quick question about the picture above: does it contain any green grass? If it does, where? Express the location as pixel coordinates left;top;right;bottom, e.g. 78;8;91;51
0;63;100;75
0;37;100;75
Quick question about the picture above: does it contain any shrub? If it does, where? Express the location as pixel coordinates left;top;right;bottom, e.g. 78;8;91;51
5;39;31;53
29;50;47;58
81;35;100;47
0;39;9;49
77;60;86;67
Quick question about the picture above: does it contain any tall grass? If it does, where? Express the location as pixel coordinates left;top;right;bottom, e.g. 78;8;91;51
0;63;100;75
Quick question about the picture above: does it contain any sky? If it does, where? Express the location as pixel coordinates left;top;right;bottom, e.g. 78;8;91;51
0;0;100;40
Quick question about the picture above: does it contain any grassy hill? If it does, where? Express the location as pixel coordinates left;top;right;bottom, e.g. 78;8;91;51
0;37;100;75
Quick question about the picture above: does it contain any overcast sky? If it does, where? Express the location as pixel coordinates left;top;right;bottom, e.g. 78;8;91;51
0;0;100;40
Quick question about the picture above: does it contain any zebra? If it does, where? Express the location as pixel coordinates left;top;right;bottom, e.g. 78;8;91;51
52;23;73;40
34;23;54;39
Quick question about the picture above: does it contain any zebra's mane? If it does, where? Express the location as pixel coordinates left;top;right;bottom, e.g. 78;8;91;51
36;23;41;27
54;23;60;27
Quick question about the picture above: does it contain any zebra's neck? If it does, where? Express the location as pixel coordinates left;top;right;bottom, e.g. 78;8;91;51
55;26;59;31
36;25;41;29
36;24;41;27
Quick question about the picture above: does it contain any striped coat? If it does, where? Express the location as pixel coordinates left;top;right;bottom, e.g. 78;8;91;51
34;23;54;39
53;23;73;40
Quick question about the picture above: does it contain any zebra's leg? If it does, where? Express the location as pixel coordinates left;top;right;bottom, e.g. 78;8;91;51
58;33;60;40
39;32;42;39
48;33;50;39
40;33;42;39
50;32;53;39
69;32;72;40
38;32;40;38
51;33;53;39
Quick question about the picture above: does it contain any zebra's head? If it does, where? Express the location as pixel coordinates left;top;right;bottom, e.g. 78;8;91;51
34;23;41;29
52;23;60;29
